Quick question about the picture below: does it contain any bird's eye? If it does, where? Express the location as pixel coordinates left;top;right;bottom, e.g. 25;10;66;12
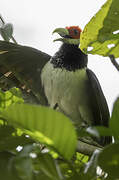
73;29;79;35
66;26;81;39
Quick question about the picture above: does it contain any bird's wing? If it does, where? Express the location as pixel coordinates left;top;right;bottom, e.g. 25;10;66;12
0;40;51;105
86;68;110;127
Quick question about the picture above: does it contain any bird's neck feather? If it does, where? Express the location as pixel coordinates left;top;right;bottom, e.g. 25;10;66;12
50;43;88;71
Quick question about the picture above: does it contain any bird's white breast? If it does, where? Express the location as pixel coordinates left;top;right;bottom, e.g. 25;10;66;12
41;61;93;126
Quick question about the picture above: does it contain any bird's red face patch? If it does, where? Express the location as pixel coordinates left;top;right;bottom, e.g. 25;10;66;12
66;26;82;39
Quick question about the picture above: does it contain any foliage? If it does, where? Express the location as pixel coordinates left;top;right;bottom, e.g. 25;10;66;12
0;87;24;111
2;103;77;160
0;23;13;42
0;89;88;180
80;0;119;58
0;0;119;179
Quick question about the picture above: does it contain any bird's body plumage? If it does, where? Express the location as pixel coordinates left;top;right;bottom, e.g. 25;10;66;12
42;44;92;126
42;40;111;146
42;61;92;126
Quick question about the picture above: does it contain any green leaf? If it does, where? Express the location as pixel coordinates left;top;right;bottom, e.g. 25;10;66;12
94;126;113;136
0;134;33;152
110;97;119;138
33;171;52;180
0;88;24;111
0;151;16;180
1;103;77;160
13;156;33;180
0;23;13;41
0;125;15;138
98;143;119;178
37;153;63;180
0;147;34;180
0;124;33;151
76;152;89;163
80;0;119;58
9;87;23;98
12;146;34;180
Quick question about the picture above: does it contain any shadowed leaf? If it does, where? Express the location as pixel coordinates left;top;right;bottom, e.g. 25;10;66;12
110;97;119;139
98;143;119;178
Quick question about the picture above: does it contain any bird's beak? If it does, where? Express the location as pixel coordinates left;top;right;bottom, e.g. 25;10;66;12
52;28;70;42
52;27;80;45
52;28;69;37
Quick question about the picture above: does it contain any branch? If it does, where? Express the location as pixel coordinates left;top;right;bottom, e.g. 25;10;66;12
76;140;102;156
109;55;119;72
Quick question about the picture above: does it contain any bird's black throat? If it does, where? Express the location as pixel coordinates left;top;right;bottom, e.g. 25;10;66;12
50;43;88;71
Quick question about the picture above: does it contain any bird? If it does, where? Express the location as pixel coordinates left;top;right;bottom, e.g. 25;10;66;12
41;26;111;146
0;26;111;146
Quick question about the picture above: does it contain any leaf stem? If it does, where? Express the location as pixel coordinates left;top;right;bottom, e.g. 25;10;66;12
109;55;119;72
11;36;17;44
0;15;5;24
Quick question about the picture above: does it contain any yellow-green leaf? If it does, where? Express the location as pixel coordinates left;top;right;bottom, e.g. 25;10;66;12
80;0;119;58
1;103;77;160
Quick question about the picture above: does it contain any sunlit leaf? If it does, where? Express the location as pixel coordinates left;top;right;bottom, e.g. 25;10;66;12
1;103;77;160
80;0;119;58
0;88;24;111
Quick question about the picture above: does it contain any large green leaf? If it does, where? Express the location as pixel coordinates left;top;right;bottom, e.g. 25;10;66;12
80;0;119;58
1;104;77;160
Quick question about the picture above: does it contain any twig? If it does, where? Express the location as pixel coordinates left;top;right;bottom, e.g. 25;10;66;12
11;36;17;44
109;55;119;72
77;140;102;156
0;15;4;24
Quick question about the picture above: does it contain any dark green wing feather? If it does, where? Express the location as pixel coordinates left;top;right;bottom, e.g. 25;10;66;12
86;68;111;145
0;40;51;105
86;68;110;126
